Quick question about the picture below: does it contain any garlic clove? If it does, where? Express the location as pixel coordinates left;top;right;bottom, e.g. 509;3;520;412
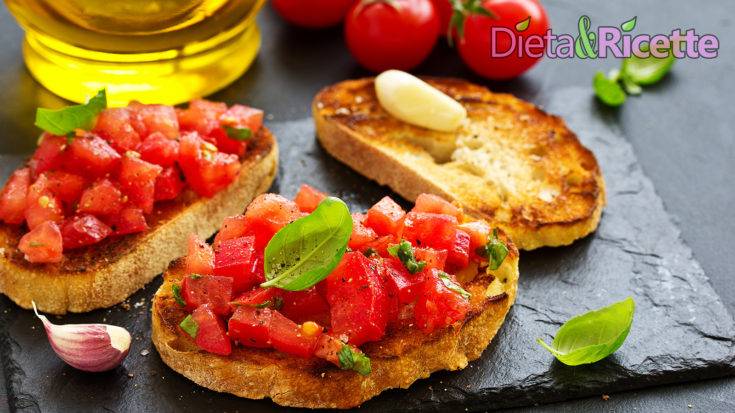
33;302;131;372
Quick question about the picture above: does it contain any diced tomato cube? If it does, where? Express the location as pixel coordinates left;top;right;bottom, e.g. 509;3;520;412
402;211;458;251
231;287;283;308
154;167;185;201
239;193;301;249
269;310;321;358
414;247;448;271
93;108;141;153
220;104;263;135
43;171;86;206
281;287;330;326
136;131;179;167
112;207;148;235
383;257;425;304
77;179;124;216
414;269;470;334
128;102;179;139
185;234;214;275
25;175;64;230
61;215;112;250
182;274;233;316
213;236;261;294
314;333;353;367
0;168;30;225
178;132;241;198
18;221;63;263
29;134;67;179
325;252;389;345
66;134;121;178
191;304;231;356
177;99;227;136
361;235;395;257
228;306;272;348
212;214;248;248
366;196;406;236
348;212;378;250
459;220;491;254
412;193;462;220
446;229;471;270
118;153;162;214
293;184;326;213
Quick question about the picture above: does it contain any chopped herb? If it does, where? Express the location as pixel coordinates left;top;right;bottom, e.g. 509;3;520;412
337;345;372;376
387;240;426;274
475;228;508;270
28;241;46;248
254;296;284;310
171;284;185;307
224;126;252;141
179;315;199;339
363;247;378;257
438;271;471;299
189;274;203;280
35;89;107;136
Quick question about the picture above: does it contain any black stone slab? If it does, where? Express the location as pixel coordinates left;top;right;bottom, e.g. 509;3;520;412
0;86;733;412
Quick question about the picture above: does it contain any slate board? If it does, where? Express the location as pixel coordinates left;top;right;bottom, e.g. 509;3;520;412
0;86;734;412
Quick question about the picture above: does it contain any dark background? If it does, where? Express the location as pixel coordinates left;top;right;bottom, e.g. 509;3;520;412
0;0;733;411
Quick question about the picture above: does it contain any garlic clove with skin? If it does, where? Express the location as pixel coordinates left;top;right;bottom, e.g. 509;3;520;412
33;302;131;372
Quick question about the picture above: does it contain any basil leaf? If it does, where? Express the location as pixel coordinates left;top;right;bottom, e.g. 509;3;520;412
261;197;352;291
338;345;372;376
34;89;107;136
179;315;199;339
593;71;626;107
387;240;426;274
476;228;508;270
171;284;186;307
622;42;675;86
438;271;470;299
224;126;252;141
537;297;635;366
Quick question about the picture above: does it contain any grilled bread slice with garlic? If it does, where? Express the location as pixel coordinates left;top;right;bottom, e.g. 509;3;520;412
313;74;605;250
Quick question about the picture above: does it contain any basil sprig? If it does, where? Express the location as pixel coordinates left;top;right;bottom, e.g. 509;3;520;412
35;89;107;136
476;228;508;270
261;197;352;291
438;271;470;299
537;297;635;366
338;345;372;376
387;240;426;274
179;315;199;339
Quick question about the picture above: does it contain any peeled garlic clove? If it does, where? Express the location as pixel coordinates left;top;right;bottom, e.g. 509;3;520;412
33;302;131;372
375;70;467;132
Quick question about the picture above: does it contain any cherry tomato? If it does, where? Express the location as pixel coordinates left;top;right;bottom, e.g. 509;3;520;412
345;0;441;72
431;0;453;35
457;0;549;79
272;0;355;28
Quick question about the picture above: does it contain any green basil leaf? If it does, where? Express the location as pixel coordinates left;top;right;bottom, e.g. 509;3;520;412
621;73;643;95
476;228;508;270
593;71;627;107
172;284;186;307
438;271;471;299
387;240;426;274
338;345;372;376
621;42;675;86
261;197;352;291
34;89;107;136
179;315;199;339
537;297;635;366
224;126;252;141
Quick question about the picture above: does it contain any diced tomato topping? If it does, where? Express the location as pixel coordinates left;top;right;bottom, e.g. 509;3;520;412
211;104;264;156
269;310;321;358
212;214;247;248
239;193;301;249
414;269;470;334
177;99;228;136
0;168;30;225
135;131;180;167
366;196;406;236
281;287;330;326
154;167;184;201
383;257;425;304
414;247;448;271
61;215;112;250
213;236;262;294
25;175;63;229
29;135;67;179
191;304;231;356
460;221;491;254
361;234;395;257
325;252;389;346
182;274;233;316
112;207;148;235
118;153;162;214
446;229;471;270
65;134;121;178
185;234;214;275
231;287;283;308
402;211;458;250
178;132;241;198
412;193;462;220
348;212;378;250
228;306;272;348
42;171;86;208
128;102;179;139
93;108;141;153
18;221;63;263
293;184;326;213
77;179;124;216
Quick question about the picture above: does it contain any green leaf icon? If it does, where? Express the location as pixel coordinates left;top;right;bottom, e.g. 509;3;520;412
621;16;637;32
515;16;531;32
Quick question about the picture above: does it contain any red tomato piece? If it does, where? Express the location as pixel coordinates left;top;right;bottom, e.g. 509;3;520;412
240;193;301;249
112;207;148;235
212;214;248;248
29;135;67;179
383;257;426;304
413;193;462;220
231;287;283;308
431;0;453;34
272;0;354;28
269;310;321;358
18;221;63;263
325;252;389;345
293;184;326;213
314;333;347;366
446;229;471;270
178;132;241;198
118;153;162;214
213;236;262;294
77;179;124;216
66;134;122;178
43;171;86;206
93;108;141;153
154;166;185;201
128;102;179;139
402;211;458;250
459;220;490;254
213;104;263;156
135;131;180;167
185;234;215;275
61;215;112;250
348;212;379;250
25;175;64;230
228;306;272;348
366;196;406;236
361;234;395;257
177;99;227;136
414;269;470;333
0;168;30;225
182;274;233;316
414;247;448;271
191;304;232;356
281;286;330;325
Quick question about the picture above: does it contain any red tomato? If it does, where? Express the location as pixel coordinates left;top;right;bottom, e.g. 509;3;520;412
228;306;272;348
18;221;63;263
231;287;283;308
182;274;233;316
43;171;86;207
383;257;425;304
77;179;124;216
269;311;321;358
112;207;148;235
213;236;262;294
118;154;163;214
25;175;64;230
446;228;471;270
272;0;354;28
240;193;301;249
361;234;395;257
128;102;180;139
348;212;378;250
459;220;490;254
135;131;179;167
293;184;326;213
0;168;30;225
212;214;248;248
66;134;122;178
177;99;227;137
431;0;452;34
414;269;470;333
281;287;330;325
185;234;215;275
402;211;457;251
93;108;141;153
365;196;406;236
345;0;441;72
457;0;549;79
412;193;461;220
191;304;232;356
326;252;389;345
314;333;348;366
178;132;241;198
29;135;66;178
61;215;112;250
414;247;447;271
154;167;185;201
213;104;263;156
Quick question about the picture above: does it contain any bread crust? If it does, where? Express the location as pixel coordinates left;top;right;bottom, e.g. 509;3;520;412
152;221;519;409
0;128;278;314
312;77;606;250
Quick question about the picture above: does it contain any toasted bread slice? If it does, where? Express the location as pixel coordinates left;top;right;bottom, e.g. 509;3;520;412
313;77;605;250
152;225;519;409
0;128;278;314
